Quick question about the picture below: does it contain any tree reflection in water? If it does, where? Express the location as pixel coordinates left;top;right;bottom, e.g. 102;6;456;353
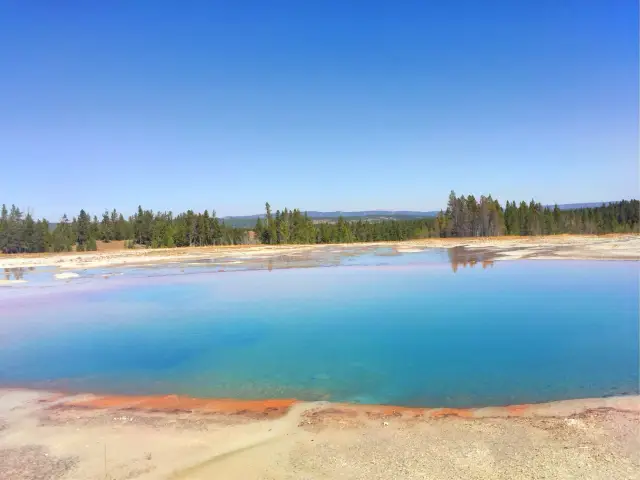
448;246;495;273
3;267;32;280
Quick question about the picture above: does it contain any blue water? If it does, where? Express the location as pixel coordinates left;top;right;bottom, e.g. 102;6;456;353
0;250;637;407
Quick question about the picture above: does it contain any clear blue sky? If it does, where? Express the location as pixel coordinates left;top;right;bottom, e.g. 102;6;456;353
0;1;637;219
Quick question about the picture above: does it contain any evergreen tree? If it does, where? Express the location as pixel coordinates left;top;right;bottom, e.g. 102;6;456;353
22;213;35;252
86;237;98;251
0;197;638;253
262;202;275;245
52;214;74;252
0;204;8;252
76;209;91;247
101;210;114;242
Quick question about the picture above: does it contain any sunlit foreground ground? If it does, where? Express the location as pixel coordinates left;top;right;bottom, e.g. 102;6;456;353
0;390;638;479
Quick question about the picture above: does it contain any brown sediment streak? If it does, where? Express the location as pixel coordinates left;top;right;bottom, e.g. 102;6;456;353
429;407;475;418
330;404;475;419
55;394;296;418
505;403;531;415
364;405;426;418
320;403;545;419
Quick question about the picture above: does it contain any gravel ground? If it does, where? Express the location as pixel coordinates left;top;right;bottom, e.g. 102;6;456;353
272;410;640;480
1;385;638;479
0;446;77;480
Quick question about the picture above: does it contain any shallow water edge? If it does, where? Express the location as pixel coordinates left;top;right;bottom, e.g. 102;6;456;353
4;387;640;420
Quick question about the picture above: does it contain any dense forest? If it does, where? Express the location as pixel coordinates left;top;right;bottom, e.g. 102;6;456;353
439;193;639;237
0;194;638;253
0;205;249;253
254;196;639;245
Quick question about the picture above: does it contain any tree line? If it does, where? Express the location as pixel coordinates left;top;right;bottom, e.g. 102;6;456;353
0;195;637;253
438;193;638;237
255;196;639;245
0;205;249;253
254;202;441;244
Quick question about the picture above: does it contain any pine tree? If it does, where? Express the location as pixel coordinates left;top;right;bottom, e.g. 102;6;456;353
255;217;264;242
0;204;8;252
86;237;98;251
22;213;35;252
53;214;74;252
264;202;276;245
101;210;113;242
76;209;91;247
210;211;222;245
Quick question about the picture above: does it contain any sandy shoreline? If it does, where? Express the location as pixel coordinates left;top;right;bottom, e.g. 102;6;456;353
5;388;639;420
0;234;638;271
1;389;638;479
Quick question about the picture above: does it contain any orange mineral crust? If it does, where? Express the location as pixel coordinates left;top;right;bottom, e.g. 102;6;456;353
28;389;638;423
56;393;296;418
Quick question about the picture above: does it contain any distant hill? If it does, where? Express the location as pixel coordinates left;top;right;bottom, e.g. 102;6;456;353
553;202;610;210
223;210;439;228
222;203;614;228
304;210;439;218
46;202;616;230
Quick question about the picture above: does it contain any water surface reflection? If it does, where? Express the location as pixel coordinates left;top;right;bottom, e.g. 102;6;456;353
448;247;495;273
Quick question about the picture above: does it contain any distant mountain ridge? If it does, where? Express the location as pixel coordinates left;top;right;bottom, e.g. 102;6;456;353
225;209;440;220
224;202;612;220
222;202;613;227
45;202;615;230
552;202;610;210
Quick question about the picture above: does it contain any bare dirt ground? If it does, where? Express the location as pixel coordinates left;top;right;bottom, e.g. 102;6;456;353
0;234;638;271
95;240;127;252
0;390;638;480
